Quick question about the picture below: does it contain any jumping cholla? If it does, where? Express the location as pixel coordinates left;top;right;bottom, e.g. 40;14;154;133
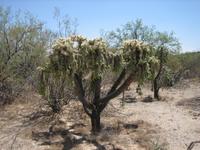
39;35;157;133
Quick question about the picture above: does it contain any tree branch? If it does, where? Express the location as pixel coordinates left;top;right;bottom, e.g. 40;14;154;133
107;68;126;95
99;73;134;112
187;140;200;150
155;47;164;81
74;73;92;116
3;27;11;57
93;78;101;103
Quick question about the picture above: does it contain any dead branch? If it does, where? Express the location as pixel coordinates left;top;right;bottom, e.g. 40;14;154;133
187;141;200;150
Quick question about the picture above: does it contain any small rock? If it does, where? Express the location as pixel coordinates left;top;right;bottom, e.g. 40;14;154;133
72;134;82;140
123;123;138;129
68;129;75;132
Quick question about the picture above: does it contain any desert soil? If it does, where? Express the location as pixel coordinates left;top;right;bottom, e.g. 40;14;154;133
0;79;200;150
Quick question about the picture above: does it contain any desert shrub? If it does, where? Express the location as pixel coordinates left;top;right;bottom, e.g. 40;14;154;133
39;70;75;113
0;7;56;105
177;51;200;78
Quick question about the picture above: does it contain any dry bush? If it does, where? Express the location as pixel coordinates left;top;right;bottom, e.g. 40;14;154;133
0;82;13;105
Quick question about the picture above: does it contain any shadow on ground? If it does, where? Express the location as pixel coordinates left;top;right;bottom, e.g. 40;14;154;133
32;121;142;150
177;96;200;112
32;123;112;150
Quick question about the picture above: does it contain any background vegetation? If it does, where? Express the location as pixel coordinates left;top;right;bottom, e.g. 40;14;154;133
0;6;199;108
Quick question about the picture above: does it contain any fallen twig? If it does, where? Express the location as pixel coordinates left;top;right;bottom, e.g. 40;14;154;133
187;141;200;150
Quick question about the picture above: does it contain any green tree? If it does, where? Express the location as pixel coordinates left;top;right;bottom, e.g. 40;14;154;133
103;19;155;47
53;7;78;37
39;35;157;133
0;7;49;104
176;51;200;79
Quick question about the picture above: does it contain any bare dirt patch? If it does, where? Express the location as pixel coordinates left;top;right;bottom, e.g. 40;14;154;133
0;79;200;150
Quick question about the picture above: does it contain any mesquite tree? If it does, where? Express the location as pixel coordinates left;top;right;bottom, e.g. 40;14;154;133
0;7;52;104
39;35;157;133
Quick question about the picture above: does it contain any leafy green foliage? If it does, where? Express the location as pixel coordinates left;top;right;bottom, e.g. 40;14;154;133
169;51;200;79
0;7;50;104
103;19;156;47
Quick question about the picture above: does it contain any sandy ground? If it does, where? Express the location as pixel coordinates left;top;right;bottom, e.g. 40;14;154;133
122;86;200;150
0;79;200;150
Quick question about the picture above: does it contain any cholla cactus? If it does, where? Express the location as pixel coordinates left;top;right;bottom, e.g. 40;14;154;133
39;35;157;133
51;35;112;79
122;39;150;63
122;39;155;82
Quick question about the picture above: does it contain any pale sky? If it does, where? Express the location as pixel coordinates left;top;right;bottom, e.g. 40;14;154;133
1;0;200;52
